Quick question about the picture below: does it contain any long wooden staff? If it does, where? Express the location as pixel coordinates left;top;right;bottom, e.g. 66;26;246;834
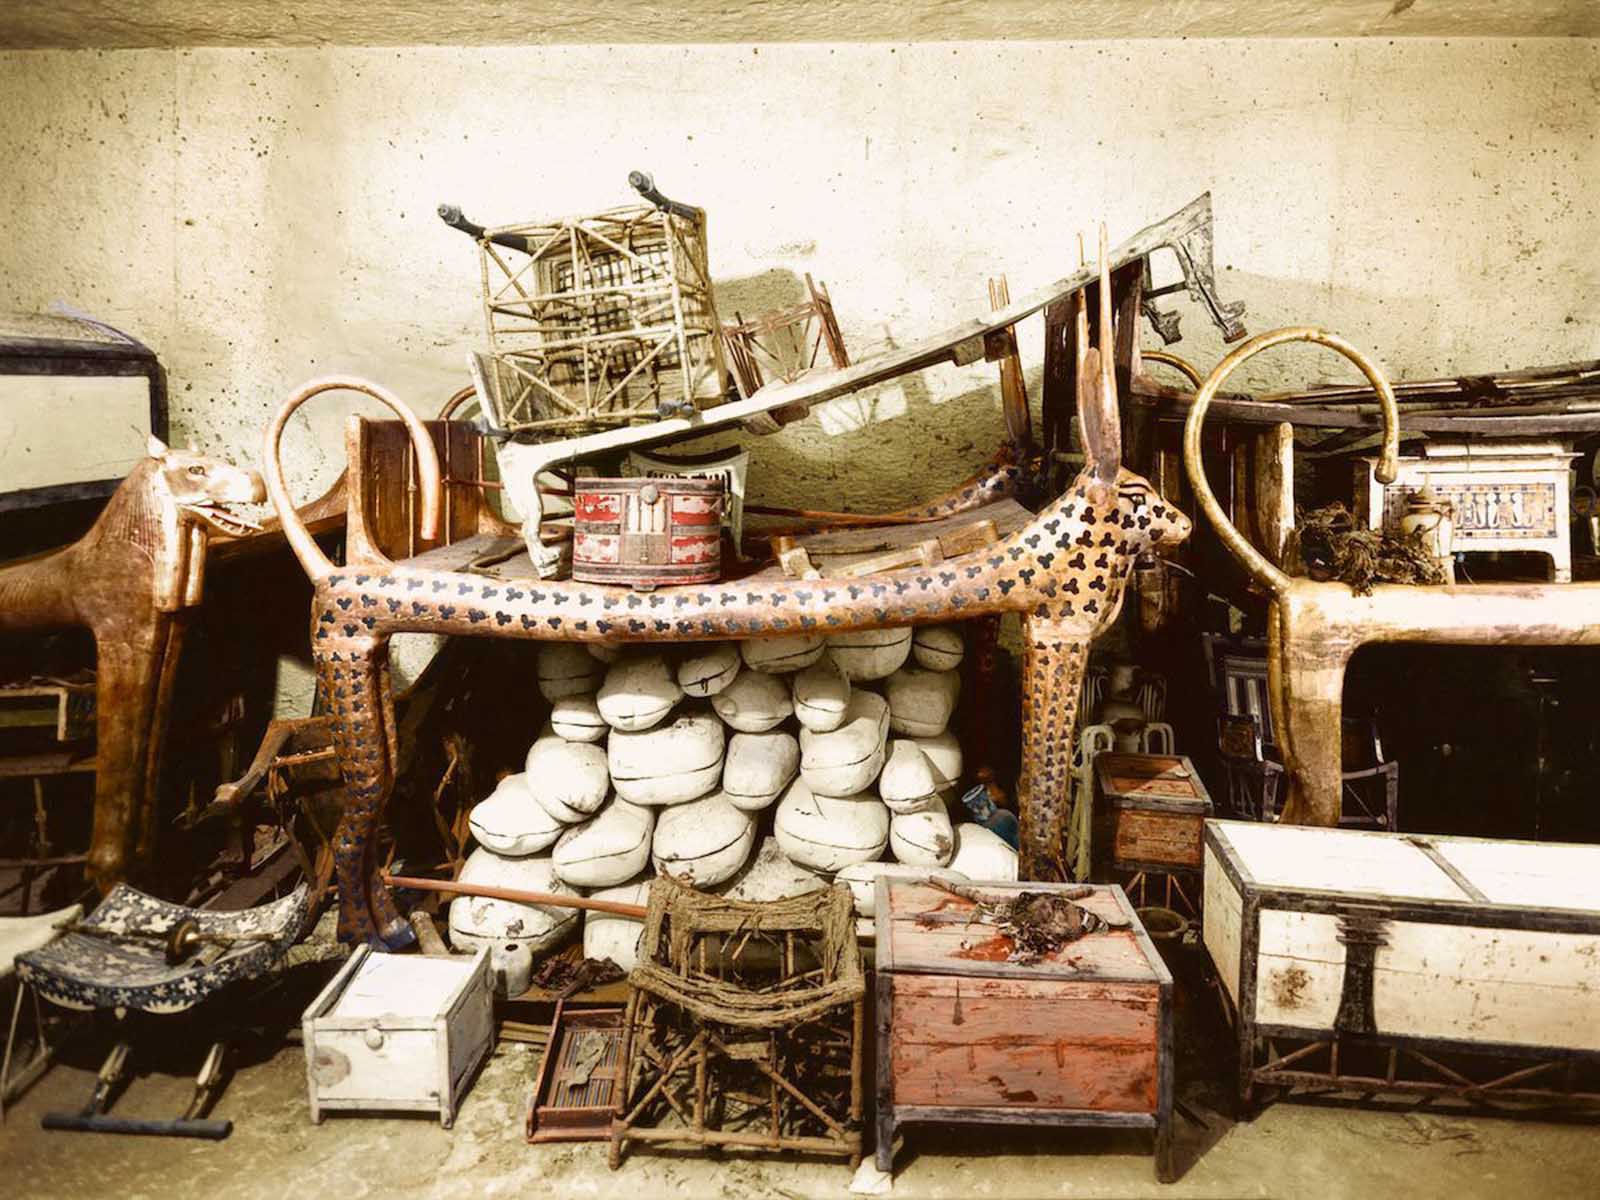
383;873;648;918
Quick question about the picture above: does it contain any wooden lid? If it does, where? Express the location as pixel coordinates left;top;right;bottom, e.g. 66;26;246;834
875;880;1169;985
1094;753;1211;809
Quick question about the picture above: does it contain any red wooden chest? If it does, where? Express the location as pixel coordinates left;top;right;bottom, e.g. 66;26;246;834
874;879;1174;1180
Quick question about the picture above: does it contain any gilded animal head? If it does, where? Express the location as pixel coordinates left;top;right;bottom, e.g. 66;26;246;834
148;435;267;536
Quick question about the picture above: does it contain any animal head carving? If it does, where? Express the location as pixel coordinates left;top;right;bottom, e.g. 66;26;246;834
148;435;267;536
1113;469;1192;557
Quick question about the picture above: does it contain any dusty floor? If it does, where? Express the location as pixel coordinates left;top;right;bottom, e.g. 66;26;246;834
4;950;1599;1200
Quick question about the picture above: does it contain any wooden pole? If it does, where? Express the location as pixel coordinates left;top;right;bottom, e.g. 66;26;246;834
382;873;648;918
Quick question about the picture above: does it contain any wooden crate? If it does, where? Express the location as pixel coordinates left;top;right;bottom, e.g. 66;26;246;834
1203;819;1600;1113
874;879;1174;1181
301;945;493;1128
1093;752;1213;875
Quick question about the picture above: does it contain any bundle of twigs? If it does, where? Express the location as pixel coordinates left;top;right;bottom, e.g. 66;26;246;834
1297;502;1445;595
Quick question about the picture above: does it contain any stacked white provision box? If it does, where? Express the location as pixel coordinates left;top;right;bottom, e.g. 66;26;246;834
454;625;1019;985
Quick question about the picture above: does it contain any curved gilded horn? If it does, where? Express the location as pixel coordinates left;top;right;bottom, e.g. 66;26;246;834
263;376;442;580
1140;349;1204;389
1181;327;1399;597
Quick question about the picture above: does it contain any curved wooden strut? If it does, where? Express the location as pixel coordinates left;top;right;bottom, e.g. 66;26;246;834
268;239;1195;948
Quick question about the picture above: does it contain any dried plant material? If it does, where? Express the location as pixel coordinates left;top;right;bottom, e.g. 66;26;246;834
1297;502;1446;595
922;879;1127;965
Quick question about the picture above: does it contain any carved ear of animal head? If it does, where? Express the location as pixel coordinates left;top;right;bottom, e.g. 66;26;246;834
147;434;170;459
156;445;267;536
1076;224;1122;493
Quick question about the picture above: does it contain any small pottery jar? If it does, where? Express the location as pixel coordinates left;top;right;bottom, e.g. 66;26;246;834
1400;486;1455;583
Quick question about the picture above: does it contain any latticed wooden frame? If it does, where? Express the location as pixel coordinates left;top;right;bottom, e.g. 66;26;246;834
475;203;725;436
609;877;865;1168
721;274;849;400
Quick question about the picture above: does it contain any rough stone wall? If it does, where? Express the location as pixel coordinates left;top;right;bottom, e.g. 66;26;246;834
1;39;1596;710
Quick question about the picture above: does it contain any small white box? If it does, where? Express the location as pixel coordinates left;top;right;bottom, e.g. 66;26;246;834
301;945;493;1128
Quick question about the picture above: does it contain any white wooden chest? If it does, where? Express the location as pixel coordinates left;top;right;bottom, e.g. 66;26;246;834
301;946;494;1128
1203;820;1600;1110
1357;440;1579;582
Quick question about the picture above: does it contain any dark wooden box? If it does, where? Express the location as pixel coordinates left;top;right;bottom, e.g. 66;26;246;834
874;879;1174;1181
1093;752;1213;875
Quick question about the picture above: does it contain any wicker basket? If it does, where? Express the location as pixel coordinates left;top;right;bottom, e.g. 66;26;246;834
452;176;725;438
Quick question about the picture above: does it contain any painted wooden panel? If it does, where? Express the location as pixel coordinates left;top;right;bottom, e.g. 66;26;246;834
1214;821;1468;900
1202;843;1243;1008
1253;908;1344;1030
310;1026;443;1104
1376;920;1600;1051
890;974;1158;1112
1113;809;1203;868
1435;840;1600;911
1249;907;1600;1051
448;985;494;1088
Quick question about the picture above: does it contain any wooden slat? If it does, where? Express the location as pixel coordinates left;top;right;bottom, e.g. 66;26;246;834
890;975;1158;1111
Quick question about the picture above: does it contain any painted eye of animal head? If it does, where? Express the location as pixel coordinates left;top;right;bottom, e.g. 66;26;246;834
187;464;208;478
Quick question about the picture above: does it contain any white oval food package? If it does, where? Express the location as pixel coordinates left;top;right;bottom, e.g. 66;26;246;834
597;653;683;732
677;643;740;698
721;730;800;812
583;874;652;972
913;730;964;800
948;821;1019;882
877;739;940;815
741;633;825;674
551;797;656;888
448;848;579;956
651;791;757;887
889;796;956;866
468;772;564;856
799;690;889;796
710;669;793;733
791;658;851;733
549;693;608;743
835;861;969;917
773;777;889;872
885;665;961;737
537;642;604;701
912;624;965;671
608;709;725;805
826;626;912;681
524;736;610;823
720;837;829;903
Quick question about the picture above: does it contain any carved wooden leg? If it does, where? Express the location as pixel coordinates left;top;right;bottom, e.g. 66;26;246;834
1016;617;1088;881
132;615;188;873
962;615;1002;789
322;635;412;948
1270;601;1352;827
85;620;167;892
